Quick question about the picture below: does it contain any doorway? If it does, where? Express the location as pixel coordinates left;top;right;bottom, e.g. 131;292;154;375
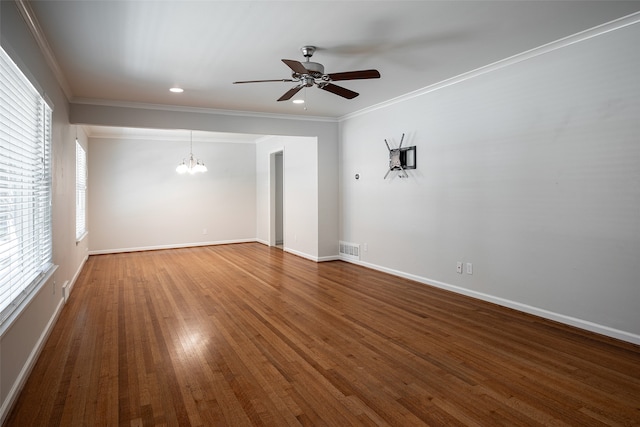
269;150;284;248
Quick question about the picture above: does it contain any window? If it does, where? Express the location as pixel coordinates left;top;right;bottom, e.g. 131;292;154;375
76;139;87;240
0;46;53;325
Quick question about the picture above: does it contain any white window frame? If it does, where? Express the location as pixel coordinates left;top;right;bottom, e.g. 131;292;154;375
75;139;87;241
0;46;55;327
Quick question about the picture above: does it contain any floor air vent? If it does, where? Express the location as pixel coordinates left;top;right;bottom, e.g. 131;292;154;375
339;241;360;261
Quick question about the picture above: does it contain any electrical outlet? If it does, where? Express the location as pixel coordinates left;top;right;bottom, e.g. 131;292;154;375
202;228;207;235
363;243;368;252
466;262;473;275
456;261;463;274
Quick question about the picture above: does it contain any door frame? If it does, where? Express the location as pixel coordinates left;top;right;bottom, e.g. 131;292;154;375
268;149;284;247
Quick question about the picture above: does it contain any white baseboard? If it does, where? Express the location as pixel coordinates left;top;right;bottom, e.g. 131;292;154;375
280;247;340;263
278;248;338;262
282;247;319;262
63;254;89;302
254;240;339;262
0;297;65;424
88;239;257;255
94;240;336;264
317;255;340;262
341;256;640;346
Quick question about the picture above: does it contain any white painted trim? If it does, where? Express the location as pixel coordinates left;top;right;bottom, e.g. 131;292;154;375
317;255;340;262
341;257;640;346
0;297;65;425
282;247;319;262
254;240;337;262
14;0;73;100
72;97;338;123
75;230;89;244
340;11;640;121
64;254;89;303
88;239;257;255
0;265;58;338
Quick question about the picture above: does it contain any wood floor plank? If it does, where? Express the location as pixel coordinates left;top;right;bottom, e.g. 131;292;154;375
5;243;640;426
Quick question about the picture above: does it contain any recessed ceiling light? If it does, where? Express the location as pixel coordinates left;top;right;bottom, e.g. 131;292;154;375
292;99;304;104
170;87;184;93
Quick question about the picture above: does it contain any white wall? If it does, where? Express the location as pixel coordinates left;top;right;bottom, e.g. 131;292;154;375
256;136;319;259
317;121;340;259
88;135;256;253
88;130;324;260
87;130;323;260
0;2;89;422
71;104;340;258
339;20;640;343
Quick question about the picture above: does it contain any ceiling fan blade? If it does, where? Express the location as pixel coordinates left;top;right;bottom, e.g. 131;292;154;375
233;79;294;84
282;59;309;75
277;84;304;101
320;83;359;99
328;69;381;81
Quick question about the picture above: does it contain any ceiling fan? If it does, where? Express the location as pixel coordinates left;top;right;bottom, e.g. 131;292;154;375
233;46;381;101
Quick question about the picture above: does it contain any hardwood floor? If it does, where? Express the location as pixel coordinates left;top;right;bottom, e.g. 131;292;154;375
5;243;640;426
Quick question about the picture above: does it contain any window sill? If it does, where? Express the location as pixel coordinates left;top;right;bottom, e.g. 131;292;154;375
0;264;59;337
76;231;88;245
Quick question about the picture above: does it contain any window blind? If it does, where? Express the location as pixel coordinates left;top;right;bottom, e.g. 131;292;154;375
76;140;86;240
0;46;53;325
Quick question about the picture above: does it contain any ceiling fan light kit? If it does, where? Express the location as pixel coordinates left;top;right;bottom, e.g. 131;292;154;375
233;46;380;102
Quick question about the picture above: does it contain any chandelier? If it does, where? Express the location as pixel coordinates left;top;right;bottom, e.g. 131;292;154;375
176;131;207;174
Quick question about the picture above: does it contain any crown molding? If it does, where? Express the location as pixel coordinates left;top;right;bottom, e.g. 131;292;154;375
340;11;640;122
15;0;73;101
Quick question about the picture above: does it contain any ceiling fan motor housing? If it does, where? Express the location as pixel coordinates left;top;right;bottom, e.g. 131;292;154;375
300;61;324;79
298;46;324;79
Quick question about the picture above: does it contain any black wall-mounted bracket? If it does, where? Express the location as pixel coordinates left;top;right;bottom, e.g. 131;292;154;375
384;133;416;179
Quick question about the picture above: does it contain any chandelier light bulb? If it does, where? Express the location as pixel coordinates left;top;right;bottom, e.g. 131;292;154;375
176;161;188;174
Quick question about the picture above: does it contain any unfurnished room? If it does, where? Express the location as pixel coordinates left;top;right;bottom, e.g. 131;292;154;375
1;1;639;425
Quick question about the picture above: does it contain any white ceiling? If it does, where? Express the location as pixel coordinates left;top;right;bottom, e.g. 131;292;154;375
27;0;640;121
